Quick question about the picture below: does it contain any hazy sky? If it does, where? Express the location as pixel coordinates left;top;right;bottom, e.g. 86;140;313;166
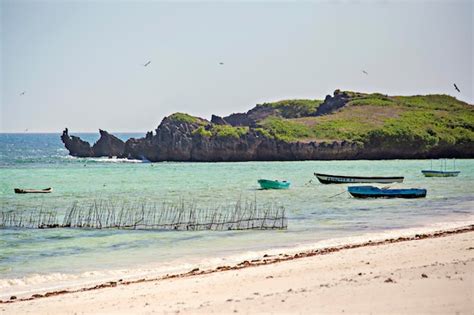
1;0;472;133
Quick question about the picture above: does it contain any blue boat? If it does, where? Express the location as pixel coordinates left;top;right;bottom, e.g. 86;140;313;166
348;186;427;199
258;179;290;190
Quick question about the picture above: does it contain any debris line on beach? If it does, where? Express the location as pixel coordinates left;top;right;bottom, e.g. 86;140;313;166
0;199;287;231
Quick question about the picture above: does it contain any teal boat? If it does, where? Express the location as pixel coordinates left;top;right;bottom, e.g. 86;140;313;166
258;179;290;190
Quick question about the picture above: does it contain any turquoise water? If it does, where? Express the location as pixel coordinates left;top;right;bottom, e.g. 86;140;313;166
1;133;473;282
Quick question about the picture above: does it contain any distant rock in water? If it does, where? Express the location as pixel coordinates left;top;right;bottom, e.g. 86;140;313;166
61;90;474;161
61;128;93;158
92;129;125;157
61;128;125;158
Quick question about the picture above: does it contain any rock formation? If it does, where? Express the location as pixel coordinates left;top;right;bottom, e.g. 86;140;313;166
61;128;125;158
123;119;365;162
62;120;474;162
91;129;126;157
315;90;353;116
61;128;93;158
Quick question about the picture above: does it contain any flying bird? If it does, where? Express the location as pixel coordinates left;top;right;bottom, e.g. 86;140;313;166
454;83;460;93
20;91;25;96
362;70;368;75
219;62;224;65
143;61;151;67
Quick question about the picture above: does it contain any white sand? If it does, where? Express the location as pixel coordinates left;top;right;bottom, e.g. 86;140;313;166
1;228;473;314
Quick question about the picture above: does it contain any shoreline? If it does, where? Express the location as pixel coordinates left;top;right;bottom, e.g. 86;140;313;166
3;218;473;298
2;222;473;305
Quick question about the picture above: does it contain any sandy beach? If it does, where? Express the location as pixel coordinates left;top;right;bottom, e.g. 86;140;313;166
1;225;473;315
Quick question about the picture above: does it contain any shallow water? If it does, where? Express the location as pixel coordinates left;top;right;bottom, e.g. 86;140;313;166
1;133;473;283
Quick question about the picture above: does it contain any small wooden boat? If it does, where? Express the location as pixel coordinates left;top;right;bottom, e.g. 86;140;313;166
348;186;426;199
314;173;404;184
421;170;460;177
258;179;290;190
14;187;53;194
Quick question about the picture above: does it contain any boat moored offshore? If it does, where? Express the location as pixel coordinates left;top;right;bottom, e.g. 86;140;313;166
14;187;53;194
422;159;460;177
258;179;291;190
348;186;427;199
421;170;460;177
314;173;404;184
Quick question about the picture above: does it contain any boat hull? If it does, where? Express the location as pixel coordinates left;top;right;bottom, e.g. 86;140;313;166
14;188;53;194
314;173;404;184
258;179;290;190
421;170;460;177
348;186;426;199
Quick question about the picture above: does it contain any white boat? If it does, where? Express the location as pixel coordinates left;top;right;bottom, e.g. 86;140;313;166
314;173;404;184
422;159;460;177
421;170;460;177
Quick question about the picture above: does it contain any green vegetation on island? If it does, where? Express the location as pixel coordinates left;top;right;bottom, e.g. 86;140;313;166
260;93;474;149
175;92;474;151
168;112;207;125
193;125;249;139
256;99;323;118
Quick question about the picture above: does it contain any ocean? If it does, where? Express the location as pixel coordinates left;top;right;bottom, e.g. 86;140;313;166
0;133;473;296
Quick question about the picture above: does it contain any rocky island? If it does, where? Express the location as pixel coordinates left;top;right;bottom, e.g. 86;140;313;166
61;90;474;161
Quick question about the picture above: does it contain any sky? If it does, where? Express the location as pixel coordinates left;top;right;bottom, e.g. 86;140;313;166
1;0;472;133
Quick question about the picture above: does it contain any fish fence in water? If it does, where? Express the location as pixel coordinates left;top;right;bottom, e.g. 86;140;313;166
0;199;287;231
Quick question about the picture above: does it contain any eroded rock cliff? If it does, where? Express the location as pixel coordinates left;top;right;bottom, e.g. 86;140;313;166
61;128;126;158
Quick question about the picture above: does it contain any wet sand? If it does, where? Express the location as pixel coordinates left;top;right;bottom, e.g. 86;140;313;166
1;225;473;314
